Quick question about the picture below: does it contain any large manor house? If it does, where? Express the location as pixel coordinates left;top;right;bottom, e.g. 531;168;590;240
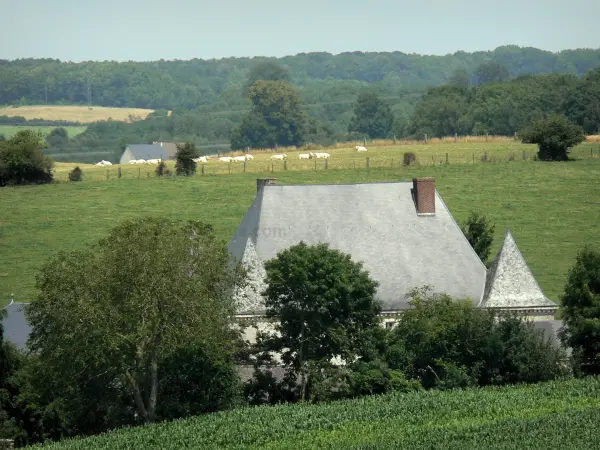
3;177;561;350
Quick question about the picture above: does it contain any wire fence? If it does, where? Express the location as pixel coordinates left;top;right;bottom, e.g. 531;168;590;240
52;147;600;183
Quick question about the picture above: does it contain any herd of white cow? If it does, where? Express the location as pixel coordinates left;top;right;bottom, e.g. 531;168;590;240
95;146;369;167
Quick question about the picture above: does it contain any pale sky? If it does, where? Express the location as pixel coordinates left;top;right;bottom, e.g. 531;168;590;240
2;0;599;61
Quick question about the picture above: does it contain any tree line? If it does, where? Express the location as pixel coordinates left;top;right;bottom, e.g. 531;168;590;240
35;64;598;160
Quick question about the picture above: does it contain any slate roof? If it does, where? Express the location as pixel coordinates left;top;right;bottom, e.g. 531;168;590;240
481;230;557;310
2;302;31;351
228;181;488;313
125;143;177;160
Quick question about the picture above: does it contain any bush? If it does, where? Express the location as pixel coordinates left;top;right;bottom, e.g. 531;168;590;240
386;287;570;389
520;115;585;161
68;166;83;182
403;152;416;166
0;130;53;187
155;161;170;177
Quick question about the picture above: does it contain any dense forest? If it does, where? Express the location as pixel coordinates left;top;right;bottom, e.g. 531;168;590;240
2;45;599;160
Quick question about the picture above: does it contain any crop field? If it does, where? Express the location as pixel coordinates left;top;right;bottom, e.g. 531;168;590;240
0;125;88;139
0;105;163;123
1;141;600;306
29;377;600;449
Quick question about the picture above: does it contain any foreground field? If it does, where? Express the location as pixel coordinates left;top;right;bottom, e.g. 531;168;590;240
0;105;161;123
30;377;600;449
1;153;600;305
0;125;87;139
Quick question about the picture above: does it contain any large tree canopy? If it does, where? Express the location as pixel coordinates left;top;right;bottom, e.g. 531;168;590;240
0;130;53;186
348;91;395;139
27;217;242;424
520;114;585;161
231;80;307;149
257;242;380;399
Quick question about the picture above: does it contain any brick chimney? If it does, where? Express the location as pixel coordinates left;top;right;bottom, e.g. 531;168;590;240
412;177;436;215
256;178;277;193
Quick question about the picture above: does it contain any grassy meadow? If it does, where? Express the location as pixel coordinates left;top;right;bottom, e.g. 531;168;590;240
0;105;162;123
29;377;600;449
1;140;600;306
0;125;88;139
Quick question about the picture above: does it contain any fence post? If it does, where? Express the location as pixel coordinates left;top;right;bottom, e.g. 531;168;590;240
445;153;449;164
229;164;232;174
363;137;367;146
424;133;428;143
314;159;317;171
106;169;109;180
454;133;458;142
591;148;594;158
523;150;526;160
472;153;475;163
202;164;205;176
431;155;434;164
284;160;288;171
138;168;141;179
393;134;397;144
118;167;122;178
244;160;247;172
271;163;274;173
366;157;370;168
486;133;489;142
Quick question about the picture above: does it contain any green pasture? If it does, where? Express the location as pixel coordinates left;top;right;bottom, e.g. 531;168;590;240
1;142;600;306
0;125;87;139
29;377;600;449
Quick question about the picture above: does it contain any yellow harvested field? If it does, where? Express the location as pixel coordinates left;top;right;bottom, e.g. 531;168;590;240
0;105;170;123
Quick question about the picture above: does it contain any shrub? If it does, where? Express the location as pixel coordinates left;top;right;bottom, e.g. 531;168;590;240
403;152;416;166
461;211;495;264
155;161;170;177
68;166;83;182
520;115;585;161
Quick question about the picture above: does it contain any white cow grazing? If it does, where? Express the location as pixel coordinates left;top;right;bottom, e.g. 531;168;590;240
310;152;330;159
270;154;287;161
135;159;146;164
218;156;233;163
95;160;113;167
232;156;247;162
298;153;310;159
355;145;368;152
244;154;254;160
146;159;161;164
193;156;208;163
128;159;138;164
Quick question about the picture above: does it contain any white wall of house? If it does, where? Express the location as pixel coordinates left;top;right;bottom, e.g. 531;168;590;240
119;148;133;165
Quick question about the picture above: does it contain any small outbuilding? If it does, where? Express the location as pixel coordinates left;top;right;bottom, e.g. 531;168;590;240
119;142;177;165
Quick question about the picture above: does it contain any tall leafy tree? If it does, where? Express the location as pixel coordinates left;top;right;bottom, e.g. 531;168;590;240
175;142;199;176
258;242;380;400
520;114;585;161
560;248;600;375
28;217;241;424
461;211;495;265
231;80;307;149
348;91;395;139
244;61;291;97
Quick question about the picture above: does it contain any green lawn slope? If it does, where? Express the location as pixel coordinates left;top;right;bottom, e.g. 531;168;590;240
29;377;600;449
1;144;600;305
